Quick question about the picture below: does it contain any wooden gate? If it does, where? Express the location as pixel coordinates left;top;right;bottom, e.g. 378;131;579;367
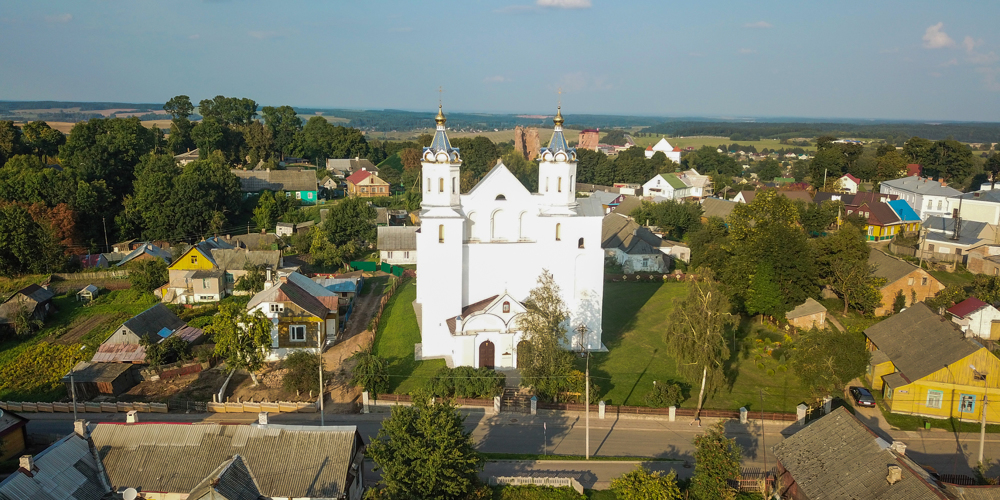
479;340;495;369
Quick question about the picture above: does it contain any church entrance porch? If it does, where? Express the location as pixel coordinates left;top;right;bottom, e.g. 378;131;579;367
478;340;495;369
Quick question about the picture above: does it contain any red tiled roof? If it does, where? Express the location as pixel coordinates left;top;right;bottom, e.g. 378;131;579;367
446;295;500;334
947;297;989;319
345;170;372;185
842;173;861;184
906;164;922;176
645;146;653;151
673;147;681;152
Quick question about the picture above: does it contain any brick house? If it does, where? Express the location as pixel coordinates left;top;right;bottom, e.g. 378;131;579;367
345;170;390;198
967;244;1000;275
786;298;827;329
869;250;945;316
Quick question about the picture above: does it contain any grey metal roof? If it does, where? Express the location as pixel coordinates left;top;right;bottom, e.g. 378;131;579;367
284;272;337;298
956;190;1000;203
701;197;738;219
864;302;979;382
601;214;662;255
786;298;827;320
0;433;110;500
232;169;318;193
90;423;361;498
612;196;641;217
377;226;418;251
230;233;278;250
64;361;135;383
116;242;173;267
869;250;922;285
772;407;947;500
121;303;186;342
882;175;962;197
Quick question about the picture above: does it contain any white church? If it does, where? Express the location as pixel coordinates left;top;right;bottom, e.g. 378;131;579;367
414;106;606;369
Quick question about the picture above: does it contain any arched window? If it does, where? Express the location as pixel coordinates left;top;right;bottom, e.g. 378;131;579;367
578;237;584;249
496;194;506;200
545;177;550;192
558;177;563;192
439;178;444;193
438;225;444;243
427;178;431;192
467;212;478;240
452;177;456;194
503;301;510;313
555;223;562;241
491;210;503;241
519;212;527;240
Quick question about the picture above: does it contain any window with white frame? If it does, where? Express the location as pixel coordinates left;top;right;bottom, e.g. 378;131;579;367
926;389;943;409
290;325;306;342
960;394;976;413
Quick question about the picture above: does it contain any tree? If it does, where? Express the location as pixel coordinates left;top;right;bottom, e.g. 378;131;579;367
282;350;322;394
926;139;974;181
8;302;43;338
876;143;897;157
198;95;258;125
903;136;934;166
0;204;64;276
367;399;484;500
21;121;65;160
797;199;839;235
682;146;740;177
164;95;196;155
261;105;302;157
518;270;576;402
875;150;907;182
814;224;882;315
321;196;377;246
601;129;628;146
59;117;155;201
809;148;847;187
206;303;272;385
451;137;499;188
235;264;266;295
610;466;681;500
926;283;968;313
972;275;1000;305
745;262;782;319
689;421;741;500
791;160;809;183
127;259;168;292
629;200;703;239
348;345;390;398
754;159;782;181
988;153;1000;189
790;326;870;395
664;269;735;418
0;121;25;167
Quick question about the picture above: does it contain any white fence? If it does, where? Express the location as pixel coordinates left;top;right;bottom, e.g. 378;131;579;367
488;476;584;495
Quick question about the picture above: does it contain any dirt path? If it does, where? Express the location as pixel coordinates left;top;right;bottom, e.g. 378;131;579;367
339;276;388;343
51;313;117;345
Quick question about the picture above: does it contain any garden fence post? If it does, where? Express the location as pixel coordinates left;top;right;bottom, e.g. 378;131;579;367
797;403;808;426
362;391;370;414
668;406;676;422
598;401;605;420
739;407;748;424
530;396;537;416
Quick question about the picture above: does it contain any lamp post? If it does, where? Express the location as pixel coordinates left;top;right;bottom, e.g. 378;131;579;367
319;329;325;426
576;324;590;460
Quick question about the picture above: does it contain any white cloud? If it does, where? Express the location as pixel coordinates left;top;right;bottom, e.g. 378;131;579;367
969;51;999;65
536;0;591;9
922;22;956;49
484;75;510;83
44;13;72;23
963;36;981;52
976;67;1000;91
738;48;757;54
249;30;280;40
744;21;772;29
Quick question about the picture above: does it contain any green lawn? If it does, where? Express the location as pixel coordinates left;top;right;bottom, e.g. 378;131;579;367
587;282;813;412
928;267;976;288
371;279;446;394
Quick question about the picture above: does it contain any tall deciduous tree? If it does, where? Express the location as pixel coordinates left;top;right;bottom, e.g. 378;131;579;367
367;399;484;500
198;95;258;125
690;421;742;500
21;121;65;160
745;262;782;319
206;303;272;385
518;270;576;401
0;204;64;276
261;105;301;158
815;224;883;315
127;259;168;293
610;466;681;500
321;196;377;246
348;344;390;398
0;120;25;166
988;153;1000;189
164;95;196;154
664;269;735;418
60;117;155;202
790;326;870;395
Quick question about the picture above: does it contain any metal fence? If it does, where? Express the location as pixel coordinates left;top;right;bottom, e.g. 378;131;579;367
52;270;130;280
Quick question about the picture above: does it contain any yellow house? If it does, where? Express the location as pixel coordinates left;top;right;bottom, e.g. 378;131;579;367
162;239;282;304
865;302;1000;423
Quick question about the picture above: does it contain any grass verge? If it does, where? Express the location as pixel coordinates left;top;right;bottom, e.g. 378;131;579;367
371;279;446;394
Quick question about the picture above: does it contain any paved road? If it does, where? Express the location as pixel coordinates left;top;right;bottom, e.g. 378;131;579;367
23;404;1000;486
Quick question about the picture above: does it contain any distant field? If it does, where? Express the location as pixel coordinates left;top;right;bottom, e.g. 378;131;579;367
367;127;582;145
632;135;815;152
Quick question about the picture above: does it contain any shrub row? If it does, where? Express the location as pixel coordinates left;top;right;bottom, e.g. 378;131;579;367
424;366;506;399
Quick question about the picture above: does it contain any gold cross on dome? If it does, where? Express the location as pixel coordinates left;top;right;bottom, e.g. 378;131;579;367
557;87;562;107
438;86;444;107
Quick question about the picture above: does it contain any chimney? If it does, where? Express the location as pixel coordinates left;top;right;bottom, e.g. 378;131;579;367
73;419;88;438
279;276;287;283
258;412;269;425
886;465;902;485
890;441;907;456
19;455;34;474
126;410;138;423
266;268;273;283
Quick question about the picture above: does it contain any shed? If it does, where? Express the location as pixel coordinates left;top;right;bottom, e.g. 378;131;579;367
76;285;99;302
0;409;28;461
103;303;185;345
63;361;140;398
786;298;827;329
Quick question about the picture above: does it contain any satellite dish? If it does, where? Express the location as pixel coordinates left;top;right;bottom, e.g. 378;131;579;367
123;488;138;500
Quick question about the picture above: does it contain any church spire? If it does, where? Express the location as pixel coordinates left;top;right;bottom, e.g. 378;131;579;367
539;105;575;162
424;104;460;163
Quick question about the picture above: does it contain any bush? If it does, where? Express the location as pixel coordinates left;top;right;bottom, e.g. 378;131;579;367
645;381;686;408
128;259;168;292
143;335;192;368
283;350;322;394
188;316;215;329
424;366;505;399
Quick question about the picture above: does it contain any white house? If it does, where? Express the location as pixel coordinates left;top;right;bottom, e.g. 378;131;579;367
601;213;667;273
377;226;417;265
414;106;605;369
880;176;962;220
946;297;1000;340
954;190;1000;225
645;138;682;164
642;174;688;199
838;173;861;194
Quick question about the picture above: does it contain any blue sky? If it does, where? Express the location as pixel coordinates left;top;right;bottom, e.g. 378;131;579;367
1;0;999;122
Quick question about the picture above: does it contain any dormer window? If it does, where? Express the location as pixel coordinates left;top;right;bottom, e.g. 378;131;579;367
503;301;510;313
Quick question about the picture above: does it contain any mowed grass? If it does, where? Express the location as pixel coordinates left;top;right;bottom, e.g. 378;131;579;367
372;279;446;394
928;267;976;288
588;282;812;412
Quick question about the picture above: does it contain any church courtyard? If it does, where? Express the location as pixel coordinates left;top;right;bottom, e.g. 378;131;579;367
373;279;813;412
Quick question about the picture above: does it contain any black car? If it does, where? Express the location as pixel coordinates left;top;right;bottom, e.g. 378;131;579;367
850;386;876;407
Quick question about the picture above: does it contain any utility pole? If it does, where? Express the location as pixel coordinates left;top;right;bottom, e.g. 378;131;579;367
102;218;109;253
71;372;78;421
760;389;768;497
319;334;325;426
979;396;988;464
576;324;590;460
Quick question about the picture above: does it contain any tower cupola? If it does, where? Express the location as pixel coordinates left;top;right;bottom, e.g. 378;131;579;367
537;106;578;209
421;105;462;208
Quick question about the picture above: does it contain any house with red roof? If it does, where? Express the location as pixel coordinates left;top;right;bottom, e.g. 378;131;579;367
837;173;861;194
906;163;922;177
345;169;390;198
644;138;682;164
946;297;1000;340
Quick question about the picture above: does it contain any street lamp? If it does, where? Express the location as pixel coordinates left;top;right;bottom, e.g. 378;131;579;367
576;324;590;460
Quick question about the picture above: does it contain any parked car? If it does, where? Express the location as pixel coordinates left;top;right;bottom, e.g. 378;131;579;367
850;386;876;408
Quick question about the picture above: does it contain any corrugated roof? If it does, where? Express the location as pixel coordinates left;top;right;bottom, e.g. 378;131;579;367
64;361;135;383
121;304;185;342
772;407;947;500
210;249;281;271
275;281;329;319
377;226;418;251
187;455;262;500
232;169;318;193
701;197;737;219
0;433;110;500
91;343;146;363
888;199;921;222
90;423;360;498
864;302;979;382
948;297;990;319
116;243;173;267
869;250;922;286
786;298;827;320
882;175;961;197
345;170;372;185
